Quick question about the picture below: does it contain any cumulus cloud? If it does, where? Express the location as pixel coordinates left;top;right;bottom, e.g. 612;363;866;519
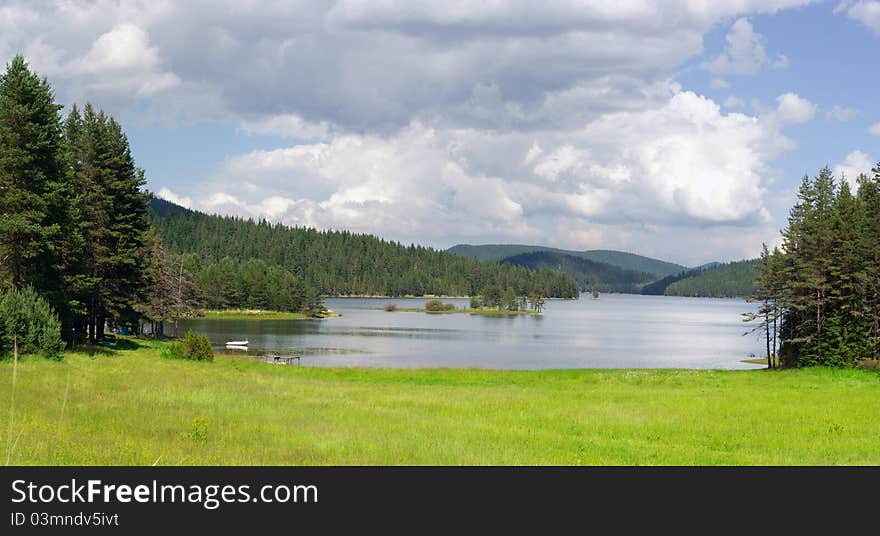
826;105;860;121
836;1;880;35
156;187;192;209
0;0;815;129
703;18;789;75
239;114;332;140
709;78;730;89
766;93;817;125
0;0;823;263
834;150;876;189
156;90;816;265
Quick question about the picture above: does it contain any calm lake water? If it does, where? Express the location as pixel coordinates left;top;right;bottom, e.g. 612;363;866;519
179;294;764;370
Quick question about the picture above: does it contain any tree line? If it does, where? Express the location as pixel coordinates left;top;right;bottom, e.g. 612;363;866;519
664;260;758;298
149;197;580;299
749;166;880;367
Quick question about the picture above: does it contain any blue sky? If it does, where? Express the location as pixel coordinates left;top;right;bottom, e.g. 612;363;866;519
3;1;879;265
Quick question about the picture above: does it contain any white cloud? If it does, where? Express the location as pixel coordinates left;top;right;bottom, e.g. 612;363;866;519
171;91;809;265
0;0;823;262
768;93;816;125
834;150;876;189
239;114;331;140
724;96;746;108
826;105;860;121
836;1;880;35
868;122;880;135
704;18;789;75
0;1;816;129
709;78;730;89
156;187;192;209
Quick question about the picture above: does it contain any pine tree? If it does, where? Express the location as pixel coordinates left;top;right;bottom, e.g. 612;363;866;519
65;104;151;342
858;166;880;360
0;55;67;301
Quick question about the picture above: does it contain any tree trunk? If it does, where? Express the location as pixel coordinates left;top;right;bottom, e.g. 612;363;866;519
765;307;771;368
772;302;778;368
175;257;184;338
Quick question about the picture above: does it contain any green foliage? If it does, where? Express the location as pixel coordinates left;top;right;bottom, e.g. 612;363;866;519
502;250;654;293
0;55;68;305
0;286;63;359
469;296;482;309
479;284;502;308
425;299;455;312
189;416;211;442
62;103;152;340
163;329;213;362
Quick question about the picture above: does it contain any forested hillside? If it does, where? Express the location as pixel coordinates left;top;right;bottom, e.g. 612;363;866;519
665;260;758;298
501;251;655;293
641;260;758;297
448;244;685;276
150;198;580;299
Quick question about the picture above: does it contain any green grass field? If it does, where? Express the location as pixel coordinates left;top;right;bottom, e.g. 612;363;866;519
2;338;878;465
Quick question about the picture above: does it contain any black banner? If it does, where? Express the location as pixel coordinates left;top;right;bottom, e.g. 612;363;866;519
2;467;876;532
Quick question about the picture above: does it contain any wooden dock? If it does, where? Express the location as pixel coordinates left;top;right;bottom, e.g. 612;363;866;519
262;354;301;365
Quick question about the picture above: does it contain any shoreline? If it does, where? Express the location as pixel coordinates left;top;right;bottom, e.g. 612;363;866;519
393;307;541;316
200;309;341;320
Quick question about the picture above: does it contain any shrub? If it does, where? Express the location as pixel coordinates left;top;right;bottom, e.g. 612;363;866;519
190;416;211;442
384;302;397;312
425;300;456;312
425;299;445;312
469;297;482;309
0;286;64;359
163;330;214;362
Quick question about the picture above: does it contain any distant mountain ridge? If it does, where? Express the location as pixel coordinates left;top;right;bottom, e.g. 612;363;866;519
448;244;686;277
501;251;657;293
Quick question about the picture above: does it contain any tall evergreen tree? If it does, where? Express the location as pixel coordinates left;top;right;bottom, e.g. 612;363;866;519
64;104;152;342
0;55;67;302
759;165;880;367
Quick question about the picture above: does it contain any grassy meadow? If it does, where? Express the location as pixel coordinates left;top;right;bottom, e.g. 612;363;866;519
2;338;878;465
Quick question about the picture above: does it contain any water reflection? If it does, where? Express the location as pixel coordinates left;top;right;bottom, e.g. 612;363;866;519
180;294;764;370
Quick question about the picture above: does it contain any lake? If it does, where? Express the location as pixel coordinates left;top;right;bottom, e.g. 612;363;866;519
179;294;764;370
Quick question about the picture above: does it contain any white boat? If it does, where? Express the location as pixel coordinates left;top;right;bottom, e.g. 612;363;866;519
226;340;248;346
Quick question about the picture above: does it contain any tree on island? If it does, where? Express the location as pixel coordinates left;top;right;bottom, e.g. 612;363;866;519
528;286;546;312
480;284;502;308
